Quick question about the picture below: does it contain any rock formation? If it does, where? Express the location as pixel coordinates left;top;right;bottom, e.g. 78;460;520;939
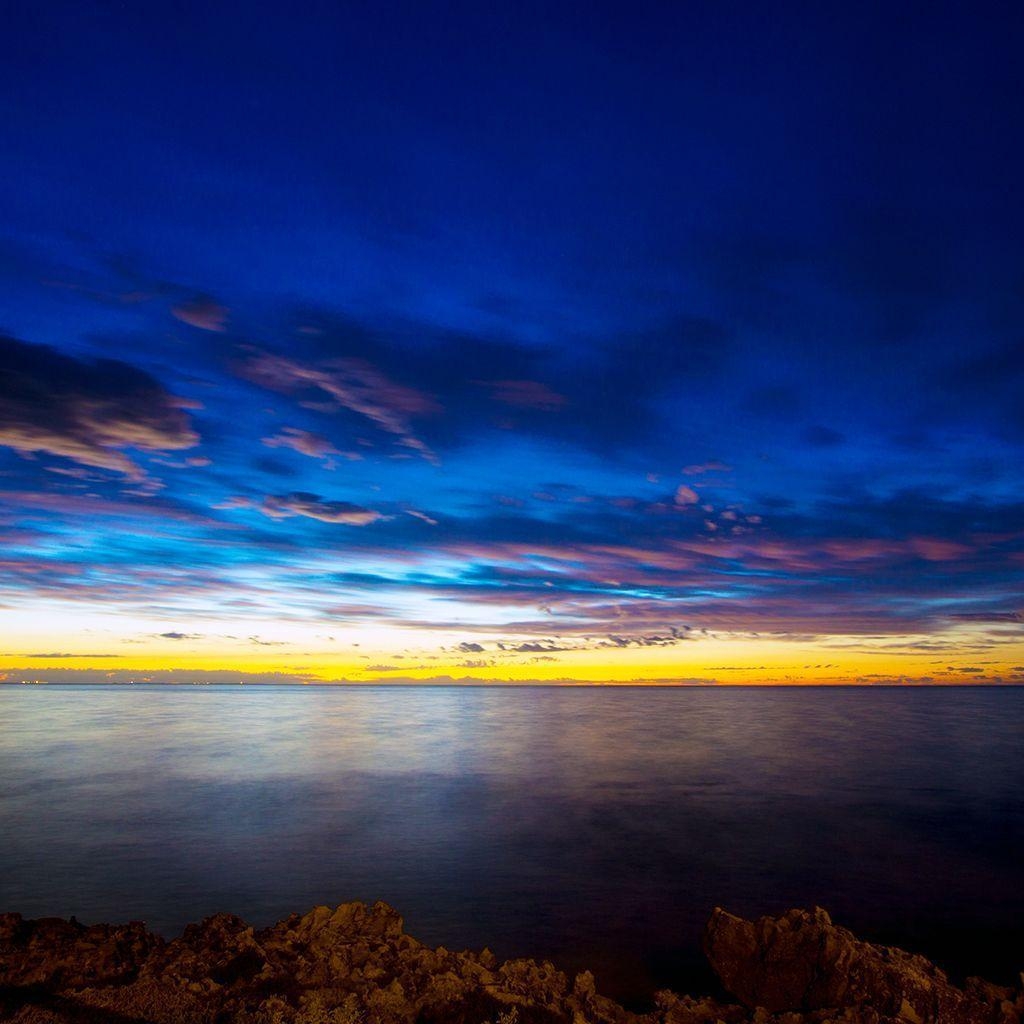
0;903;1020;1024
701;907;1022;1024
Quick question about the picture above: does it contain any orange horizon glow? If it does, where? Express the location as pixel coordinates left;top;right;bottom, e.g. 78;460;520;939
3;606;1021;687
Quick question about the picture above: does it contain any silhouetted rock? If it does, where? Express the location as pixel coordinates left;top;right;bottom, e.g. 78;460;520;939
0;905;1020;1024
0;911;159;989
703;907;1022;1024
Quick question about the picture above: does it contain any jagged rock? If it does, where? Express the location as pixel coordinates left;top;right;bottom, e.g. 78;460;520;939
703;907;1018;1024
0;904;1019;1024
0;911;159;989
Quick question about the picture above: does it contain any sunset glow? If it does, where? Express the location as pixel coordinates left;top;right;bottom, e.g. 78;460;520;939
2;4;1022;687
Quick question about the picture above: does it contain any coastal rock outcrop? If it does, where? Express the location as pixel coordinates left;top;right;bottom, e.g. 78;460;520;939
0;904;1020;1024
0;912;159;989
702;907;1022;1024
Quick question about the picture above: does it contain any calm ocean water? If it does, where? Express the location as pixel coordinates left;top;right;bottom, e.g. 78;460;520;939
1;685;1022;1004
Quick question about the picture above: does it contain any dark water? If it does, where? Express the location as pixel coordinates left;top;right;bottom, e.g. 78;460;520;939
1;685;1022;1005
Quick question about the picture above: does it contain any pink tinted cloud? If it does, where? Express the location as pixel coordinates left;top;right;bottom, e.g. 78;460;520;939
0;336;199;482
476;379;567;411
240;351;439;463
674;485;699;506
258;492;383;526
818;537;973;563
907;537;974;561
2;490;224;526
262;427;339;460
405;509;439;526
171;296;229;332
211;496;254;511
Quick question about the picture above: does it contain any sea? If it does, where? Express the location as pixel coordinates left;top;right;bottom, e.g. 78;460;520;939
1;684;1022;1006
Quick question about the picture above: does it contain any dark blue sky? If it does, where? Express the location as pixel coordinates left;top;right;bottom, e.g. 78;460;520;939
1;1;1022;683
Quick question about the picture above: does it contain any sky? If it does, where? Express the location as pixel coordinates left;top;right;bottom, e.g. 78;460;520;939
1;0;1023;685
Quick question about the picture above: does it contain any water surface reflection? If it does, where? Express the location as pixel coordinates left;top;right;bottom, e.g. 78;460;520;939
1;685;1022;1004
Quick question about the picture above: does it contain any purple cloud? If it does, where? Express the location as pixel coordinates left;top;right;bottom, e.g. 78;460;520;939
475;379;567;411
171;296;229;332
258;492;383;526
262;427;340;460
0;335;199;481
239;350;439;463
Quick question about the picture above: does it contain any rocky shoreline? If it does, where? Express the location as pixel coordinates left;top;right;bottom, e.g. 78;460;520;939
1;903;1021;1024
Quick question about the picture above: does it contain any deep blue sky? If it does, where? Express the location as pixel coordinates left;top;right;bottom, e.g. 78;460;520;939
1;1;1022;682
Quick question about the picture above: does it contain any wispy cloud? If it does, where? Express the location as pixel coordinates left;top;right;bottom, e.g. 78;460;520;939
239;350;439;463
171;296;229;332
257;492;383;526
475;379;567;411
0;336;199;482
262;427;341;460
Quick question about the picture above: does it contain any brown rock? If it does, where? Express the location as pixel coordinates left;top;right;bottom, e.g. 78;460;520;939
703;907;1015;1024
0;912;158;989
0;903;1019;1024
